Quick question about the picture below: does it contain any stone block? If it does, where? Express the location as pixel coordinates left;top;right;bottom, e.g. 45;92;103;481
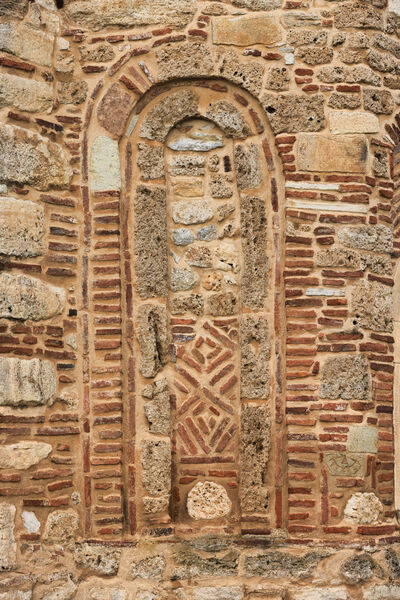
0;198;44;258
340;553;378;585
187;481;231;520
97;83;135;138
240;404;270;513
244;550;328;578
266;66;290;91
212;14;282;46
137;143;164;180
281;12;322;27
90;135;121;192
0;73;53;113
170;267;199;292
169;155;205;177
0;504;16;571
131;555;166;580
206;101;251;139
172;229;195;246
262;94;325;133
0;442;52;470
79;43;115;62
58;80;88;105
0;273;65;321
234;143;262;191
168;121;223;154
344;492;383;524
191;588;243;600
334;3;383;29
22;511;40;534
137;304;168;378
293;588;348;600
44;510;79;543
173;180;204;197
220;51;265;95
141;439;171;497
143;378;170;435
364;587;400;600
325;452;364;476
328;110;379;134
297;134;368;173
185;246;213;268
316;248;360;269
0;591;31;599
173;547;238;579
347;426;378;453
134;185;168;298
143;496;169;515
172;199;213;225
338;224;393;253
0;125;72;191
85;588;127;600
140;90;199;142
320;355;370;400
352;279;393;332
233;0;281;7
241;317;270;398
170;294;204;316
0;357;56;407
0;22;54;67
241;195;269;309
156;42;214;81
74;543;121;575
363;88;394;114
210;174;233;198
207;291;238;316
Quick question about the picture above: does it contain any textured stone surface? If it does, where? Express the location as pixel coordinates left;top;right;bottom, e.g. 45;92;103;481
338;225;393;253
364;88;394;113
207;291;238;316
141;439;171;497
206;101;251;139
0;504;16;571
241;317;270;398
0;73;53;113
74;544;121;575
344;493;383;524
0;125;72;191
241;195;268;309
140;91;199;142
79;43;115;62
320;355;370;400
0;273;65;321
131;556;166;580
143;378;170;435
170;294;204;316
0;357;56;407
328;110;379;133
170;267;199;291
293;589;349;600
172;229;195;246
169;155;205;177
187;481;232;520
244;551;328;578
297;134;368;172
234;143;262;191
157;42;213;81
44;510;79;543
347;426;378;453
262;94;325;133
137;143;164;180
97;83;135;138
0;198;44;258
212;14;281;46
137;304;168;378
0;22;54;67
352;280;393;332
0;442;52;471
341;553;378;585
172;199;213;225
90;135;121;192
58;80;88;105
240;405;270;513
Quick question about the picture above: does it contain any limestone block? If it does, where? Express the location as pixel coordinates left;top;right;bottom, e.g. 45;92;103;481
191;588;243;600
220;51;265;95
64;0;196;30
0;273;65;321
168;123;223;154
170;267;199;292
172;229;194;246
86;588;127;600
244;550;328;578
0;73;53;113
156;42;214;81
172;199;213;225
241;317;270;398
0;22;54;67
0;442;51;470
328;110;379;134
240;404;270;512
364;587;400;600
0;591;31;600
170;294;204;316
79;43;115;62
185;246;212;268
212;14;282;46
58;80;88;105
338;224;393;253
347;426;378;453
352;279;393;332
0;198;45;258
344;492;383;524
334;3;383;29
281;12;322;27
0;357;56;407
143;496;169;514
293;589;349;600
297;134;368;173
320;355;370;400
44;510;79;543
234;143;262;190
187;481;231;520
241;195;269;309
41;578;76;600
130;556;166;580
173;180;204;197
316;248;360;269
262;94;325;133
140;90;199;142
141;439;171;497
340;553;378;585
169;155;205;177
206;101;251;139
97;83;135;138
363;88;394;114
74;543;121;575
210;174;233;198
208;291;238;316
389;0;400;14
137;304;168;378
143;378;170;435
90;136;121;192
173;546;238;579
137;143;164;180
0;504;16;571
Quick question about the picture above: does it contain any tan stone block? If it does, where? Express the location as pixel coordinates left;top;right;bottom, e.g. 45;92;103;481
0;504;16;571
297;133;368;173
0;22;54;67
0;357;57;407
0;73;53;113
328;110;379;134
0;273;65;321
187;481;231;520
0;198;44;258
212;14;282;46
0;442;52;470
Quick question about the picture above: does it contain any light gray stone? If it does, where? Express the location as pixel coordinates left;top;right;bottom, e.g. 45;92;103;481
0;73;53;113
74;543;121;575
293;589;349;600
347;426;378;453
197;225;217;241
0;504;16;571
22;511;40;534
172;229;194;246
344;492;383;524
364;586;400;600
90;136;121;192
0;357;56;407
41;578;76;600
0;22;54;67
0;592;32;600
172;200;213;225
0;198;45;258
170;267;199;291
338;224;393;253
0;273;65;321
0;442;52;470
143;378;170;435
131;555;166;580
86;588;127;600
325;452;364;476
192;588;242;600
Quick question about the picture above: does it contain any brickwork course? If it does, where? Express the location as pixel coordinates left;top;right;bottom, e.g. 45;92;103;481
3;0;400;597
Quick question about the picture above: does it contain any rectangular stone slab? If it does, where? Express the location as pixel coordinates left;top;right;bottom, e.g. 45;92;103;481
297;133;368;173
212;15;282;46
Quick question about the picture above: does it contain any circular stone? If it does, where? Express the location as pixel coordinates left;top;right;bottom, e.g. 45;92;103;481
344;492;383;524
187;481;232;520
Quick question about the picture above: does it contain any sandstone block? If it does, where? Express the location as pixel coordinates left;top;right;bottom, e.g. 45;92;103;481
212;14;281;46
137;143;164;180
234;143;262;191
0;22;54;67
363;88;394;114
352;279;393;332
233;0;281;7
344;492;383;524
170;294;204;316
86;587;127;600
0;442;51;470
0;357;56;407
97;83;135;138
141;439;171;497
241;195;269;309
338;224;393;253
297;134;368;173
320;355;370;400
328;110;379;134
173;179;205;196
143;496;169;515
143;378;170;435
173;547;238;579
130;556;166;580
0;73;53;113
316;248;360;269
0;125;72;191
0;504;16;571
0;273;65;321
293;588;349;600
137;304;168;378
240;404;270;513
266;66;290;90
156;42;214;81
187;481;232;520
207;291;238;316
191;588;243;600
172;199;213;225
241;317;270;398
185;246;213;268
169;155;205;176
74;543;121;575
90;135;121;192
44;510;79;543
58;80;88;105
140;90;199;142
206;101;251;139
0;591;31;599
262;94;324;133
281;12;322;27
334;3;383;29
0;198;44;258
220;51;265;95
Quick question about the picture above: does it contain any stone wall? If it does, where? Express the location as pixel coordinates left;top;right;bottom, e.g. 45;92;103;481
1;0;400;597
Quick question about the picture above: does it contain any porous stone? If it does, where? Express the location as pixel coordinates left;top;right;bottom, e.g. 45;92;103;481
318;66;346;83
44;510;79;543
0;357;56;407
143;496;169;515
0;591;31;599
137;143;164;180
131;556;166;580
347;426;378;453
140;91;199;142
297;47;334;65
0;442;52;471
316;248;360;269
334;3;383;29
58;80;88;105
173;547;238;579
346;65;381;86
172;229;195;246
266;66;290;90
170;267;199;291
0;124;72;191
143;378;170;435
220;51;265;95
233;0;281;7
288;29;328;46
234;143;262;190
210;174;233;198
0;504;16;571
170;294;204;316
207;291;238;316
293;589;349;600
363;88;394;114
141;439;171;497
79;43;115;62
352;279;393;332
297;134;368;173
241;195;269;309
241;317;270;399
338;224;393;253
134;185;167;298
172;199;213;225
366;48;398;73
212;14;281;46
344;493;383;524
74;543;121;575
262;94;325;133
328;110;379;134
206;101;251;139
240;404;270;513
328;92;361;109
0;273;65;321
341;553;378;585
0;73;53;113
90;135;121;192
320;355;370;400
97;83;135;138
169;155;205;177
137;304;168;378
187;481;232;520
185;246;213;268
156;42;214;81
244;551;328;579
0;22;54;67
0;198;44;258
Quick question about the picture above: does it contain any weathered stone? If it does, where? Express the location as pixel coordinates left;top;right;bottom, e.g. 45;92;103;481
170;294;204;316
0;198;44;258
157;42;213;81
74;543;121;575
338;224;393;253
44;510;79;543
0;22;54;67
169;155;205;177
131;556;166;580
233;0;281;8
191;588;243;600
217;203;235;222
240;404;270;513
0;73;53;113
281;12;322;27
22;511;40;534
172;199;213;225
197;226;217;242
220;51;265;95
0;357;56;407
244;551;328;579
173;179;204;197
212;14;281;46
140;91;199;142
288;29;328;46
143;496;169;515
352;279;393;332
297;47;333;65
364;586;400;600
210;174;233;199
0;273;65;321
241;317;270;399
325;452;364;477
55;50;75;74
206;101;251;139
373;148;389;178
86;588;127;600
347;426;378;453
90;135;121;192
0;591;31;600
185;246;213;268
0;442;51;471
262;94;325;133
64;0;196;29
187;481;232;520
320;355;370;400
360;252;392;275
234;143;262;191
0;124;72;191
97;83;135;138
0;504;16;571
334;3;383;29
316;248;360;269
135;185;167;298
346;65;381;86
385;548;400;581
266;66;290;90
297;134;368;173
141;439;171;497
328;110;379;134
137;143;164;180
143;378;170;435
172;229;194;246
137;304;168;378
318;66;346;83
203;272;223;291
364;88;394;114
207;291;238;316
293;589;349;600
170;267;199;292
169;121;223;153
79;43;115;62
366;48;399;73
173;547;238;579
344;492;383;524
328;92;361;109
341;553;378;585
241;195;268;309
58;80;88;105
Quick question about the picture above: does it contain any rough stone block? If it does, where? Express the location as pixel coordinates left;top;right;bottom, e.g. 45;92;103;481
220;51;265;95
97;83;135;138
79;43;115;62
143;378;170;435
170;267;199;291
297;133;368;173
234;143;262;190
208;291;238;316
206;101;251;139
172;199;213;225
344;492;383;524
85;587;127;600
156;42;214;81
240;404;270;512
262;94;325;133
0;125;72;191
137;143;164;180
0;73;53;113
134;185;168;298
58;80;88;105
0;442;52;470
347;426;378;453
363;88;394;114
334;3;383;29
0;273;65;321
90;135;121;192
191;588;243;600
137;304;168;378
364;586;400;600
173;547;238;579
328;110;379;134
338;224;393;253
169;155;205;177
0;504;16;571
74;543;121;575
140;90;199;142
241;195;269;309
266;66;290;90
293;588;349;600
316;248;360;269
0;198;44;258
131;555;166;580
320;355;370;400
187;481;231;520
0;22;54;67
170;294;204;316
244;550;328;578
212;14;282;46
141;439;171;497
0;357;56;407
44;510;79;543
352;279;393;332
340;553;379;585
210;174;233;198
241;316;270;399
